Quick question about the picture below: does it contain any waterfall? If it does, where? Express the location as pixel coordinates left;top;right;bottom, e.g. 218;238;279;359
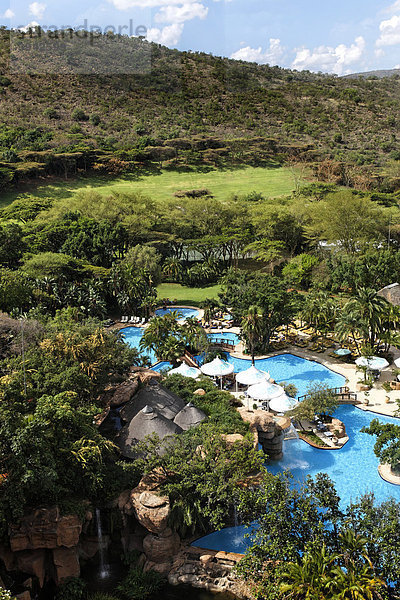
284;423;299;440
95;508;110;579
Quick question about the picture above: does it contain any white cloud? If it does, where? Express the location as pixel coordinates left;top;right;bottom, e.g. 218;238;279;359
376;15;400;46
29;2;46;19
155;2;207;23
230;38;284;65
384;0;400;14
292;36;365;75
147;22;184;45
2;8;15;18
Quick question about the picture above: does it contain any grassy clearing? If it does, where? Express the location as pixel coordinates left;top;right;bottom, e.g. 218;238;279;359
156;283;222;306
0;165;304;208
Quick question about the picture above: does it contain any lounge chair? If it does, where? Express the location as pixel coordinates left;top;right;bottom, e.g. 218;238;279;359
129;316;136;323
141;317;146;324
121;316;128;323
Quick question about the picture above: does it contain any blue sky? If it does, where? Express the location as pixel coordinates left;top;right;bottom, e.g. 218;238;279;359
3;0;400;74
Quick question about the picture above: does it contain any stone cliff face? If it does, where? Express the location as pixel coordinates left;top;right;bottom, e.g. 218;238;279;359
0;507;86;598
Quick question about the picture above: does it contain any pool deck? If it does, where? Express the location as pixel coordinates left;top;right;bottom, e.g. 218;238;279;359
113;319;400;420
229;333;400;419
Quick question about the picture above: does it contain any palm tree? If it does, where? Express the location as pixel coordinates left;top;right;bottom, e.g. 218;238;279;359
162;257;183;282
241;305;263;365
280;544;334;599
343;288;388;352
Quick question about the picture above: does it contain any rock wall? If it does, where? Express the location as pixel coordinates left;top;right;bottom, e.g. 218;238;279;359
0;507;89;598
238;407;289;460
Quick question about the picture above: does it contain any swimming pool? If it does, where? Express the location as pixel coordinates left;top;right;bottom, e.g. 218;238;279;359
155;307;201;320
120;327;158;365
194;405;400;553
196;353;345;399
207;332;241;346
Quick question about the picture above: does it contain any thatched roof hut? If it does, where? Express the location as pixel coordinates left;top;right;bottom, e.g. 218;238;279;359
173;402;207;431
120;381;185;423
116;405;183;458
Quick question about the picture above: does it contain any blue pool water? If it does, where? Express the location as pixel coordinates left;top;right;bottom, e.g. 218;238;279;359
120;327;158;365
196;353;346;399
194;405;400;553
155;307;200;320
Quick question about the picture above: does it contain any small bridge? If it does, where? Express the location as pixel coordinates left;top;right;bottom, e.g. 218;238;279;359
208;338;236;351
297;386;358;403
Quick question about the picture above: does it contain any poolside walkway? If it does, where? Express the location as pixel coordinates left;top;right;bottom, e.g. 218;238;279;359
230;341;400;419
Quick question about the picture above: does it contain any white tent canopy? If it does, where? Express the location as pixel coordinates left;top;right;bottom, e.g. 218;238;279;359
269;395;298;413
236;365;270;386
355;356;389;371
167;362;201;379
248;381;285;401
200;357;234;377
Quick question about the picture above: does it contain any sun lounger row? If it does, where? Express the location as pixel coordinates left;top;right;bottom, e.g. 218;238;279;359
120;316;147;324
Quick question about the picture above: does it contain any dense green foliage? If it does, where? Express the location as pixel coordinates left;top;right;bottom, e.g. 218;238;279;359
117;566;165;600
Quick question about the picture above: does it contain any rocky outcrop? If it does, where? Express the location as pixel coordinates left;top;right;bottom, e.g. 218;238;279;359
143;530;180;563
130;367;162;385
52;547;80;584
129;471;172;535
328;418;347;439
127;470;182;570
238;407;289;460
9;508;82;552
109;379;139;408
1;507;90;594
16;550;46;588
167;546;252;599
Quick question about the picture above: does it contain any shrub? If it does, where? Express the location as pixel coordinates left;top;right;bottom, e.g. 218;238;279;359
44;108;60;119
88;594;120;600
55;577;86;600
0;589;15;600
90;114;101;126
72;108;89;122
117;567;165;600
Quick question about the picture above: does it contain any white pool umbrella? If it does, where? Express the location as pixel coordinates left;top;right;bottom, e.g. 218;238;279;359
200;357;234;388
394;357;400;369
269;395;298;413
200;357;234;377
355;356;389;371
236;365;270;387
248;381;285;401
167;362;201;379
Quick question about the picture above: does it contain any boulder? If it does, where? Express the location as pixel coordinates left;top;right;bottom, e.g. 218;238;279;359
110;379;139;408
130;471;171;534
52;547;80;584
0;544;16;571
16;592;31;600
143;532;180;563
9;508;82;552
193;389;206;396
16;550;46;587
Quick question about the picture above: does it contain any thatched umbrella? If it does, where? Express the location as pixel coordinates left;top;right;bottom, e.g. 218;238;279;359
116;405;182;458
173;402;207;431
120;381;185;422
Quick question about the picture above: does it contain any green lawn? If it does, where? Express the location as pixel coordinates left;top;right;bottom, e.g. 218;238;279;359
0;165;304;207
157;283;222;306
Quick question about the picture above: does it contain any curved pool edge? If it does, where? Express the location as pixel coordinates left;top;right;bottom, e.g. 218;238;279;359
230;349;349;386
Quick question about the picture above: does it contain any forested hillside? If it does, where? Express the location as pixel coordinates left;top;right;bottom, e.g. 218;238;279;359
2;27;400;192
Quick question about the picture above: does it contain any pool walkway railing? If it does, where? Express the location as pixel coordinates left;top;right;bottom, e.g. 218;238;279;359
209;338;236;350
297;386;358;404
